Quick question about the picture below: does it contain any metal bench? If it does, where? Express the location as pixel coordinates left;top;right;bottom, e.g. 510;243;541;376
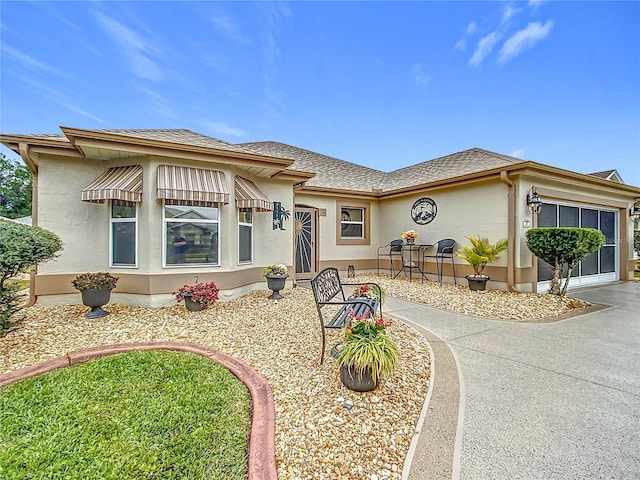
310;267;382;364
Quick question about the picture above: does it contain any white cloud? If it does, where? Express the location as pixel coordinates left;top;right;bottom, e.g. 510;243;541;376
207;10;249;44
2;45;63;76
202;121;248;139
411;63;431;86
469;32;500;66
499;20;553;64
501;3;521;26
20;77;105;123
455;21;478;51
94;12;163;81
528;0;550;9
510;148;526;158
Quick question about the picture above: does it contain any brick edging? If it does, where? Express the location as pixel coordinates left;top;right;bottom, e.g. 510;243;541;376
0;341;278;480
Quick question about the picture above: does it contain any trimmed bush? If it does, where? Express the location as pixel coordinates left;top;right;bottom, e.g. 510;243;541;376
526;227;605;296
634;230;640;256
0;220;63;330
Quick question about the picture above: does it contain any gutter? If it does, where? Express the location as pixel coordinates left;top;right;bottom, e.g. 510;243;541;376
19;142;38;307
499;171;521;292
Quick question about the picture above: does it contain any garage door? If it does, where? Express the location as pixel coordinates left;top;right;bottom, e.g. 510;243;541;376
537;202;618;291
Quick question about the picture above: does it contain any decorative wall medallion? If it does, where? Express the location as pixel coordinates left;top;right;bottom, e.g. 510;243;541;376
411;197;437;225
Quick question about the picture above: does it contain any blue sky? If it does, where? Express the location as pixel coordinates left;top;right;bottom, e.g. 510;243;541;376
1;1;639;186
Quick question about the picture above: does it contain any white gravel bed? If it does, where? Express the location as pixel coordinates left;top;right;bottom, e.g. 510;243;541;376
1;284;429;480
0;274;589;479
365;273;590;321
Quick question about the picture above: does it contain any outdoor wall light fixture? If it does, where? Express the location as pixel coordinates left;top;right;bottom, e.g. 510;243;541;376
526;188;543;215
630;206;640;222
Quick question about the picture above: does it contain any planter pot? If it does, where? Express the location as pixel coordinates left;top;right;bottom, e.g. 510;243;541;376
465;276;489;291
80;287;113;318
340;365;378;392
181;293;204;312
265;274;288;300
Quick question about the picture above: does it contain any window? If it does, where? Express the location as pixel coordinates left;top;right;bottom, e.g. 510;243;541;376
164;203;219;266
336;201;370;245
111;200;137;267
238;208;253;264
341;207;364;239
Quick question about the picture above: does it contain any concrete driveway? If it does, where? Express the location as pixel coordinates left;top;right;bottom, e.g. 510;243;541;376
387;282;640;479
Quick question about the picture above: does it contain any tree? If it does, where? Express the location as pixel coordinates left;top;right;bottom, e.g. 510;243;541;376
526;228;605;296
0;220;63;331
0;152;32;219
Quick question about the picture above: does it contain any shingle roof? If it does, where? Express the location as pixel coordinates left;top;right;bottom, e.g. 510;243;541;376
70;128;277;157
378;148;525;191
240;141;386;193
241;143;526;193
589;170;616;179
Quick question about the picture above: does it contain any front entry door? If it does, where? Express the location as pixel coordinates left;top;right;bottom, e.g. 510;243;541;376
294;207;317;278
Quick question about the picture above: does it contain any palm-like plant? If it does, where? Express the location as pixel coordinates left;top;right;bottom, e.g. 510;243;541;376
456;236;508;277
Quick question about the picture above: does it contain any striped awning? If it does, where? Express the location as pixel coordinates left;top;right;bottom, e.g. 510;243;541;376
157;165;230;205
81;165;142;203
235;176;273;212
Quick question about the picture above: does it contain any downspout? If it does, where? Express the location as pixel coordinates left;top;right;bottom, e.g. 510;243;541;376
499;171;521;292
19;143;38;307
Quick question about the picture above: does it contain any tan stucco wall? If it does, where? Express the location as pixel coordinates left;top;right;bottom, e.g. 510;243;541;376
294;194;381;263
31;153;295;302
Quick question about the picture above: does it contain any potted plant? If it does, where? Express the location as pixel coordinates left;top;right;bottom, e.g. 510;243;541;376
71;272;119;318
351;283;387;305
401;229;419;245
456;235;508;291
337;310;398;392
174;280;220;311
263;264;288;300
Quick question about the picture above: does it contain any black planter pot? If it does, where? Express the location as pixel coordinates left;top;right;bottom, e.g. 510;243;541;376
181;293;204;312
265;274;288;300
340;365;378;392
80;287;113;318
465;275;489;291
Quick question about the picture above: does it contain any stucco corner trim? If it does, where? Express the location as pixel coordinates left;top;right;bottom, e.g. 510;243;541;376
0;341;278;480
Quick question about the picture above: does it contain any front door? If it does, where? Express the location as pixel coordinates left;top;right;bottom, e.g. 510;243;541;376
294;207;317;279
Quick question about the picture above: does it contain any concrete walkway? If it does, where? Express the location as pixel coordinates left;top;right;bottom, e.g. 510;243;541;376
386;282;640;479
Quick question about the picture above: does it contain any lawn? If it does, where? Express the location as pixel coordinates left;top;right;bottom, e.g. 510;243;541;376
0;350;250;479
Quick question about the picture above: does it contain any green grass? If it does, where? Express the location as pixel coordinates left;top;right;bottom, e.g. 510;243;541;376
0;350;250;479
5;279;29;291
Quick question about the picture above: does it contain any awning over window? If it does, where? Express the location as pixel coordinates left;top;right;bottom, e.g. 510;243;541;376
156;165;230;205
235;176;273;212
81;165;142;203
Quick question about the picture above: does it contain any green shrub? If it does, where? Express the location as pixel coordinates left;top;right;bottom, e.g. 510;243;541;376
526;227;604;296
634;230;640;256
0;220;63;330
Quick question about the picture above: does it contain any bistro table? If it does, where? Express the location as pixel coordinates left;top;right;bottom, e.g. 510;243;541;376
393;243;433;282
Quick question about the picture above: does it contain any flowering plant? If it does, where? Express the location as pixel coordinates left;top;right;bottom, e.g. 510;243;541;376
264;264;288;276
71;272;119;291
402;230;419;240
344;310;392;340
174;281;219;309
337;310;398;384
351;283;386;305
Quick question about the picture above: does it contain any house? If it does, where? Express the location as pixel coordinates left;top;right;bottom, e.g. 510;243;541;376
2;126;638;307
